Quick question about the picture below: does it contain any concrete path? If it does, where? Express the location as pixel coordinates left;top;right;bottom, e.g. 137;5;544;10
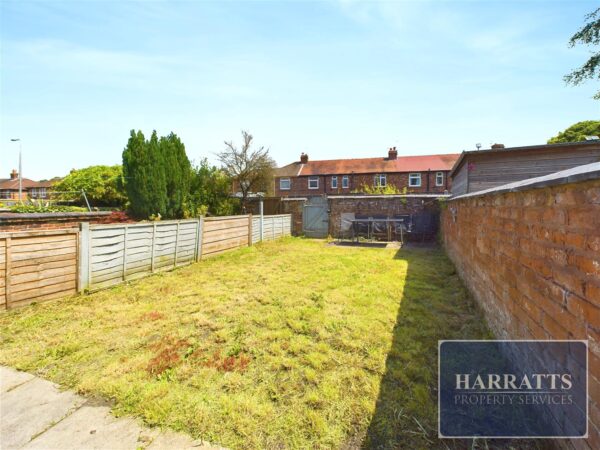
0;366;223;450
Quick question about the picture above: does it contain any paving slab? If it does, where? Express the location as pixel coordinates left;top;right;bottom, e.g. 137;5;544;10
0;367;35;393
0;366;225;449
22;403;145;450
1;375;85;449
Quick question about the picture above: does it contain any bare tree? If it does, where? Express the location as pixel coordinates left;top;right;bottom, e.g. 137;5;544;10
217;130;276;212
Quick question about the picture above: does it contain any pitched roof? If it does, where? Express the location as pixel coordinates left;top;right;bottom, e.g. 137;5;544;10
276;153;460;177
0;177;56;190
449;140;600;176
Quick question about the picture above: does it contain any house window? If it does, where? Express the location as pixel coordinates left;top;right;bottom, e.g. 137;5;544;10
279;178;291;190
435;172;444;186
374;174;387;187
342;175;349;188
408;173;421;187
308;177;319;189
331;176;338;189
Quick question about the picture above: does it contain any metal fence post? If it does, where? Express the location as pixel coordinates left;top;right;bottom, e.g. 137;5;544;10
78;222;90;292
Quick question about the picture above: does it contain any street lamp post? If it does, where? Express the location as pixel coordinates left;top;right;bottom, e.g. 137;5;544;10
10;138;22;200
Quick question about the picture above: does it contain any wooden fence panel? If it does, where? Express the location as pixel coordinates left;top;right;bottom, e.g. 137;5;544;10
86;219;201;291
0;230;78;309
202;216;251;258
1;215;291;309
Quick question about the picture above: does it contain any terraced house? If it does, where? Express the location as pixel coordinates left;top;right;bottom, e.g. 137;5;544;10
274;147;459;197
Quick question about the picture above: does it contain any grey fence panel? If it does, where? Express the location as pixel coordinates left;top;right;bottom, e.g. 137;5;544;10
86;219;201;291
251;215;292;244
81;215;289;293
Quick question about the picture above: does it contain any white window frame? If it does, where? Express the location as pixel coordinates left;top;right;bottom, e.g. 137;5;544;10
308;176;319;190
435;171;444;187
374;174;387;188
342;175;349;189
279;177;291;190
331;176;338;189
408;173;422;187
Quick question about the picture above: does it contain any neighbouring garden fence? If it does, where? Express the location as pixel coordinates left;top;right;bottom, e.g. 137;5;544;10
0;214;292;309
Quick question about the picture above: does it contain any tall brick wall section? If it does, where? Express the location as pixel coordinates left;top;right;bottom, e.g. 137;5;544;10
0;211;132;232
280;199;305;236
329;196;440;238
441;178;600;449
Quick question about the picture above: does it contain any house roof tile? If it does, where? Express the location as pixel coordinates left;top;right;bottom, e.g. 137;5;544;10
275;153;460;177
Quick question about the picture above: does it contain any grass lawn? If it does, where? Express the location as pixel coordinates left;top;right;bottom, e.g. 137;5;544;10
0;238;491;449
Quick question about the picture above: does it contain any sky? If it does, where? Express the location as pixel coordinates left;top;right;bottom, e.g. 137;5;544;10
1;0;599;180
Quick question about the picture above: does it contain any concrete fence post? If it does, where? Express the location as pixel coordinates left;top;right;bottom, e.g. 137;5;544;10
174;221;180;267
122;225;128;281
196;216;204;261
78;222;90;293
151;222;157;273
260;198;264;242
248;214;253;246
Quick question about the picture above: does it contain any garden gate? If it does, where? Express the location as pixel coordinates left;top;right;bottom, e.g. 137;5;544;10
303;196;329;238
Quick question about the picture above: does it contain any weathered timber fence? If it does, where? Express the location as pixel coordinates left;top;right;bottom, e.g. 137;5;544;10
0;214;292;309
0;229;79;309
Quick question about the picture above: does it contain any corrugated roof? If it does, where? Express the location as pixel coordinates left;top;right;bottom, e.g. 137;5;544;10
275;153;459;177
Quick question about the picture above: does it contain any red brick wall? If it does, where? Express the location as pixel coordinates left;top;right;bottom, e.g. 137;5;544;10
0;212;132;232
276;171;451;197
441;179;600;449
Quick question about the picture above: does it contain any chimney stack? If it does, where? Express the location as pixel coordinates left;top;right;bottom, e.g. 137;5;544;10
300;153;309;164
10;169;18;180
491;143;505;149
388;147;397;160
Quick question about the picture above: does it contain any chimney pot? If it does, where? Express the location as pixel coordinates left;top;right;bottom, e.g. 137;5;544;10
491;143;505;149
10;169;18;180
388;147;398;160
300;153;309;163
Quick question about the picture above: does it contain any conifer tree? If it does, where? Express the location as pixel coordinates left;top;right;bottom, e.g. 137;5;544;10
160;133;191;218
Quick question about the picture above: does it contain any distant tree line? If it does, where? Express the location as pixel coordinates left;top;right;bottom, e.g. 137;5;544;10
52;129;275;220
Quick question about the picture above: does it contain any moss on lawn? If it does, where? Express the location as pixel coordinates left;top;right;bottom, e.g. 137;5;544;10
0;238;493;449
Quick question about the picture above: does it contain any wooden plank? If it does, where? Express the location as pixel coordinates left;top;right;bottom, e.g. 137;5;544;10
11;238;76;254
202;236;249;256
9;288;76;308
11;265;77;285
11;252;74;269
202;226;248;244
10;234;75;246
89;228;127;239
90;234;125;248
203;218;249;232
11;258;74;276
12;271;77;292
11;246;76;262
0;228;78;239
11;279;76;301
91;250;123;265
248;214;252;246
